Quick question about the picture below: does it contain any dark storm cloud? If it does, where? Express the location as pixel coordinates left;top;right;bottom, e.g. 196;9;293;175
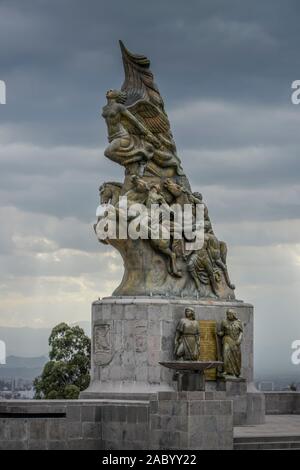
1;0;300;146
1;0;300;222
1;0;299;227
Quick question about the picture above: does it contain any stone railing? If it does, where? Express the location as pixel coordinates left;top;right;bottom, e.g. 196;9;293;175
264;392;300;415
0;398;149;450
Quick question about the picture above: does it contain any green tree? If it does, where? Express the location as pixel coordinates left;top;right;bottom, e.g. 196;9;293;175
34;322;91;399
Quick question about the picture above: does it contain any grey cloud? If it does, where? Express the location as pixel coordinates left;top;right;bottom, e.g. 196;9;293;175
171;100;300;153
0;207;100;254
1;0;300;147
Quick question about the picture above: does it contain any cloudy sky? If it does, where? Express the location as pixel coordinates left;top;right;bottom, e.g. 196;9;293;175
0;0;300;374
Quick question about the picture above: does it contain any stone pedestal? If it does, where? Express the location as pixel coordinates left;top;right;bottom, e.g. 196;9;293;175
82;297;253;395
216;379;265;425
81;296;265;426
148;391;233;450
178;372;205;391
159;361;223;392
83;297;254;390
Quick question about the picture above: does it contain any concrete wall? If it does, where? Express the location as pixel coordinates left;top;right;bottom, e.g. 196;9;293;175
0;400;103;450
0;393;233;450
264;392;300;415
0;399;150;450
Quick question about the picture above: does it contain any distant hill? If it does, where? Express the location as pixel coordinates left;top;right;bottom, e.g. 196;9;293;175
0;322;91;383
0;321;91;357
0;355;48;380
0;321;90;382
4;355;48;368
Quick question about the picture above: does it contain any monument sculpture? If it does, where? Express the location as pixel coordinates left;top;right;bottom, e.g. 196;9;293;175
218;309;243;378
94;40;235;299
82;42;265;437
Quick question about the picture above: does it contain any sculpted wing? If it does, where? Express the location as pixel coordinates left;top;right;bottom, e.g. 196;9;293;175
127;100;171;136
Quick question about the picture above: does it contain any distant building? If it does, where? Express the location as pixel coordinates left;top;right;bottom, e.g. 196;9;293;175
0;340;6;364
257;381;274;391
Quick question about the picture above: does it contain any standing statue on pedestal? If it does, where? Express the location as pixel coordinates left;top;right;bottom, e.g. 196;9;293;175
174;308;200;361
217;309;243;378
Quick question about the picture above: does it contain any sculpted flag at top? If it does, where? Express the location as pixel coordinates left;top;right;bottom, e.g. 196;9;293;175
102;41;185;178
95;41;236;299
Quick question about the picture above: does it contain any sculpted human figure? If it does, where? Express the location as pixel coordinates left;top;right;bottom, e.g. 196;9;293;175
94;181;123;236
119;177;182;277
124;175;150;205
102;85;184;177
217;309;243;378
102;89;158;175
183;190;235;294
140;181;183;277
205;232;235;290
192;192;212;232
174;308;200;361
164;178;191;207
186;239;219;296
146;183;165;207
148;207;182;278
99;182;123;207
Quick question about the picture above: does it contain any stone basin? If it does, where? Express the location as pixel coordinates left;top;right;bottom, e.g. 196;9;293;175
159;360;223;372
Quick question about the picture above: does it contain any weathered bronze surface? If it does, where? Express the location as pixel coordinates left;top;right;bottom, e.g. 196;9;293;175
217;309;244;378
174;307;200;361
198;320;218;380
95;41;236;299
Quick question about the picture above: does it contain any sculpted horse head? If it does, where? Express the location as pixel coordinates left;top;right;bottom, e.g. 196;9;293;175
130;175;150;194
164;179;191;207
99;182;123;206
163;178;182;197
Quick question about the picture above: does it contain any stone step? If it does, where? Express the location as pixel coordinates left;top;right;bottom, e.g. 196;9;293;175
234;440;300;450
234;434;300;443
234;434;300;450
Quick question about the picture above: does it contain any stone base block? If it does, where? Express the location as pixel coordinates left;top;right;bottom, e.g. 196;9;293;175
264;392;300;415
98;392;233;450
81;296;264;425
82;297;254;395
178;372;205;391
216;379;265;425
149;391;233;450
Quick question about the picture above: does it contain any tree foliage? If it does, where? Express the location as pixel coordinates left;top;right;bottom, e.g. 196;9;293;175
34;322;91;399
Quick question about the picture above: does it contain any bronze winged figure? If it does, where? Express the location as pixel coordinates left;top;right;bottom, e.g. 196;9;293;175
102;41;184;177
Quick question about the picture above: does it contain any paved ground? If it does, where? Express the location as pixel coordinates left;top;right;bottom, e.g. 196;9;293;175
234;415;300;438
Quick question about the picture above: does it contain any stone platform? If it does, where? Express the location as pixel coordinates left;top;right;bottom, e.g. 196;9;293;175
0;393;233;450
234;415;300;450
0;396;298;450
81;296;265;426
